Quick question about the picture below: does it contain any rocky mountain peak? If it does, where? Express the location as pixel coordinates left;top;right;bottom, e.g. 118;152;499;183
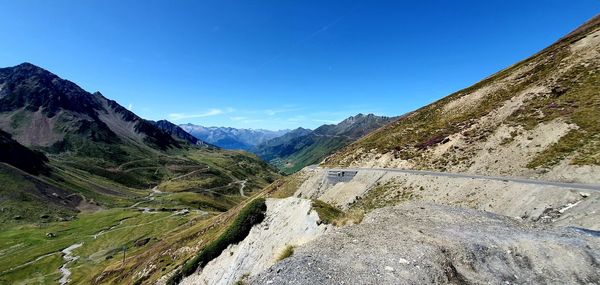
0;62;100;117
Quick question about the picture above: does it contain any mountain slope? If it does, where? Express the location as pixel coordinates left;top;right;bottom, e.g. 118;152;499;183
0;63;179;151
0;63;275;216
256;114;395;174
181;17;600;285
250;202;600;285
179;124;289;151
251;127;312;161
0;63;281;284
325;15;600;184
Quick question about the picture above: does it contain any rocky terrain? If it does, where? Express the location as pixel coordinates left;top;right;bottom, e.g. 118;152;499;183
161;16;600;285
250;202;600;284
295;167;600;229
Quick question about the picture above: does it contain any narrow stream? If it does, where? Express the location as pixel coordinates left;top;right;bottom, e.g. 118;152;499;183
58;243;83;285
239;179;248;197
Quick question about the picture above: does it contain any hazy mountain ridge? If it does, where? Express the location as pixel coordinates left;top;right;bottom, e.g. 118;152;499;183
255;113;395;173
251;127;312;161
179;123;290;151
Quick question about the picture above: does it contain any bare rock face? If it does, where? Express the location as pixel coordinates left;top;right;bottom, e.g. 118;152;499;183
250;202;600;285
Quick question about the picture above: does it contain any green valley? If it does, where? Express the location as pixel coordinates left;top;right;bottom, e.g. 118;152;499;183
0;63;279;284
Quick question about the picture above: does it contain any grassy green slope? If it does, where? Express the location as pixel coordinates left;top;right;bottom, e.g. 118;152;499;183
0;63;281;284
0;146;279;285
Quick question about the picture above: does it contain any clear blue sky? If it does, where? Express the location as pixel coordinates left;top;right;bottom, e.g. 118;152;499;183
0;1;598;130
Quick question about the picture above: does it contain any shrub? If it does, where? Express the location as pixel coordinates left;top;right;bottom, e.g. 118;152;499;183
277;244;294;261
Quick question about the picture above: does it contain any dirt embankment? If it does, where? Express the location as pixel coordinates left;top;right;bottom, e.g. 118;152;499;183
179;197;329;285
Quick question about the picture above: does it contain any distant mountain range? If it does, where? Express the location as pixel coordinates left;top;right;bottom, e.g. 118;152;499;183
0;62;279;224
151;119;216;147
179;115;393;174
179;124;291;151
254;113;395;173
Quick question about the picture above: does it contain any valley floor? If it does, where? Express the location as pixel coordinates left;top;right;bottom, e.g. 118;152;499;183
0;191;207;284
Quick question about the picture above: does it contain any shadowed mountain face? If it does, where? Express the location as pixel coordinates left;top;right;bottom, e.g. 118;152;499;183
254;113;395;174
0;129;49;175
0;63;102;117
179;124;290;151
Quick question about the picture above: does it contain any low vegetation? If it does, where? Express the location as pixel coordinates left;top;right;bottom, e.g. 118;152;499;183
311;180;418;226
516;63;600;168
0;208;192;284
277;244;294;261
311;199;344;225
311;199;364;226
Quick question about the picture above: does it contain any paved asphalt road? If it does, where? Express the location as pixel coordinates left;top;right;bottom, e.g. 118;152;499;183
319;166;600;192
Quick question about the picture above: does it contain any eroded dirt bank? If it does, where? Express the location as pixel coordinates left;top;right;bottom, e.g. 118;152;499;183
179;197;329;285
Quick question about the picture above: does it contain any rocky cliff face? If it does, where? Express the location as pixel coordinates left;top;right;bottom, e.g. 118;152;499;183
0;63;180;151
325;15;600;184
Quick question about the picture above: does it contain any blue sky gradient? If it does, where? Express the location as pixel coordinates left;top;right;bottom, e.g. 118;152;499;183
0;0;598;130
